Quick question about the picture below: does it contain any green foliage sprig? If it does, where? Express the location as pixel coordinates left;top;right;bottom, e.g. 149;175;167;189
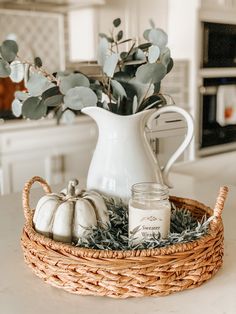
0;18;174;122
76;198;213;251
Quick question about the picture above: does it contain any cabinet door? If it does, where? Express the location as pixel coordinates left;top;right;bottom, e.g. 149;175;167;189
8;157;45;194
0;118;97;195
149;129;186;169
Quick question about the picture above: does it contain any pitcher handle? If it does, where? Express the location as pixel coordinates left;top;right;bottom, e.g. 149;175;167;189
146;105;194;188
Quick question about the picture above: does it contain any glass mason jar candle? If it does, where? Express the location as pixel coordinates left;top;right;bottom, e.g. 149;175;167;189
128;182;171;245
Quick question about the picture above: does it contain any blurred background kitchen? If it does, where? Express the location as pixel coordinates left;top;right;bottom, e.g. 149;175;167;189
0;0;236;195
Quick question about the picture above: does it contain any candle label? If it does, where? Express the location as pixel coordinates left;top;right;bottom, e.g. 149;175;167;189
129;202;171;244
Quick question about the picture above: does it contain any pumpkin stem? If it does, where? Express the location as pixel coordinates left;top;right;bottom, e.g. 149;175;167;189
67;179;79;197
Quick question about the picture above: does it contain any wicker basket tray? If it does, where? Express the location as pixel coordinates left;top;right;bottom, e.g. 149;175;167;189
21;176;228;298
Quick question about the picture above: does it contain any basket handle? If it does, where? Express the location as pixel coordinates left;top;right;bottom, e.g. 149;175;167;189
22;176;52;223
211;186;229;230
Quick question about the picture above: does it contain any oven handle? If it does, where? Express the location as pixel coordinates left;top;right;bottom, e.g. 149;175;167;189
200;86;217;95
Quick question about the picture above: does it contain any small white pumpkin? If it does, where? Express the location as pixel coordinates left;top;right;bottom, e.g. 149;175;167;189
33;179;110;243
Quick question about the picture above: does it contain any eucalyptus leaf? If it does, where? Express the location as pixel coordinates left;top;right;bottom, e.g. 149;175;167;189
123;64;141;78
118;81;137;102
143;29;151;41
108;102;118;113
123;60;145;66
148;28;168;49
93;80;104;89
120;52;128;60
97;101;103;108
138;42;152;50
113;71;131;82
135;62;167;84
9;60;24;82
56;71;71;79
0;40;18;62
99;33;108;39
116;30;123;41
90;81;103;101
11;98;22;117
149;19;156;28
134;49;146;61
129;77;154;105
34;57;43;68
113;18;121;27
42;86;60;99
160;47;171;67
0;59;11;77
154;82;161;93
64;86;97;110
132;95;138;114
55;106;63;123
137;94;166;112
59;73;90;94
167;57;174;73
107;37;114;43
61;109;76;124
44;94;63;107
97;37;109;66
102;100;110;110
148;45;160;63
103;53;119;77
26;72;54;96
22;96;47;119
15;91;29;101
111;79;127;100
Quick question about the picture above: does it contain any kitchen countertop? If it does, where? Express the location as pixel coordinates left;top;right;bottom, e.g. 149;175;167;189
0;170;235;314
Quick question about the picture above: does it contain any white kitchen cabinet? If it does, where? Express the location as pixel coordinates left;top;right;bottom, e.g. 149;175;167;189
0;116;97;195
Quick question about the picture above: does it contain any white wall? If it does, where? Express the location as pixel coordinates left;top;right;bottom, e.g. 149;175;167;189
68;8;97;61
97;0;168;41
167;0;201;160
167;0;200;112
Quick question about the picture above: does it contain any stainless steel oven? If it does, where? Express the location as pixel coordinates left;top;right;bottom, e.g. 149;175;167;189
199;77;236;156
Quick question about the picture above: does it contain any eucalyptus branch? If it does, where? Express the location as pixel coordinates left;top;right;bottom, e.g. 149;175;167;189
17;55;58;84
115;42;119;54
110;39;133;50
126;40;136;57
107;77;112;103
118;40;136;68
0;17;173;120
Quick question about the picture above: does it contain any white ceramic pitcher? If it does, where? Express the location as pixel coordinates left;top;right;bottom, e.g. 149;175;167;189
82;106;193;202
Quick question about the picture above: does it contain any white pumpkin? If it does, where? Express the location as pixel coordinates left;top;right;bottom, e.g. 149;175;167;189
33;179;110;243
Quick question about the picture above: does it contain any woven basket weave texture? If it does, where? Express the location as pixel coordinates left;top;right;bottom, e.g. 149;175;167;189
21;176;228;298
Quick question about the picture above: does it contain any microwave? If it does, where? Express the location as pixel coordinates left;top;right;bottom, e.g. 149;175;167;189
202;22;236;68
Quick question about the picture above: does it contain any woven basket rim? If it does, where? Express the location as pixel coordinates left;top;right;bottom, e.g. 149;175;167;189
22;195;221;259
22;176;228;260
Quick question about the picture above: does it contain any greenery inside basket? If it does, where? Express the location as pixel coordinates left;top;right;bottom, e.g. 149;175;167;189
32;177;222;250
